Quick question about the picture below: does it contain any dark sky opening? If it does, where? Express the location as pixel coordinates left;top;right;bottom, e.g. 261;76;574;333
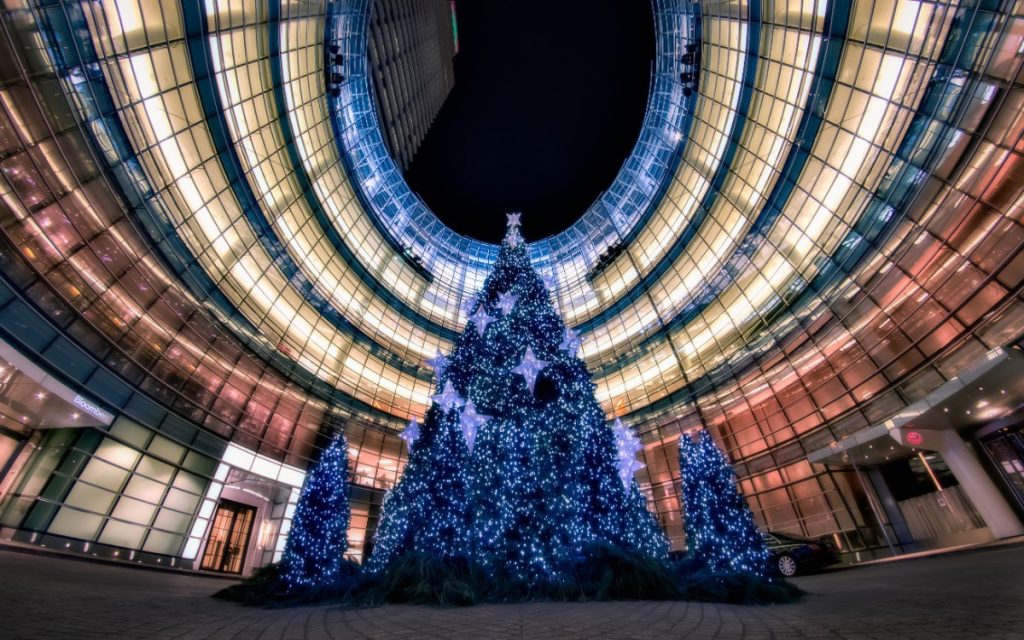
404;0;656;244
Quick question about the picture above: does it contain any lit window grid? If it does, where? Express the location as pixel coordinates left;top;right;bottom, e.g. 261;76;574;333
563;9;824;325
630;195;1023;472
326;0;700;293
84;15;437;419
278;11;474;331
579;27;948;372
699;82;1024;465
0;51;342;465
585;26;956;408
598;116;1023;483
14;0;1015;444
6;423;217;558
204;15;455;368
327;1;499;286
564;0;949;316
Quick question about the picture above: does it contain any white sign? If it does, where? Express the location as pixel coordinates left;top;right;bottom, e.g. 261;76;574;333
73;394;112;423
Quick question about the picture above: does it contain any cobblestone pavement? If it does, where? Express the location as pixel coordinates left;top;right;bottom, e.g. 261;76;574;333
1;545;1022;639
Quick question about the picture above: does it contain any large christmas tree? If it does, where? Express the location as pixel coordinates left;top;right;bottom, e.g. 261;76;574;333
679;429;769;576
281;434;351;591
368;216;666;583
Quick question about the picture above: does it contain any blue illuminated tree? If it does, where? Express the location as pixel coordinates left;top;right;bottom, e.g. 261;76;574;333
368;217;667;582
281;434;351;591
679;429;769;576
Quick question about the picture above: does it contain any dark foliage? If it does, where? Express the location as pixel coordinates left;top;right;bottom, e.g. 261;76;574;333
213;545;802;608
360;554;493;607
213;560;362;607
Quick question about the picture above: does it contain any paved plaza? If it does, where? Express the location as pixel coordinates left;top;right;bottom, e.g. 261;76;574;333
0;545;1021;639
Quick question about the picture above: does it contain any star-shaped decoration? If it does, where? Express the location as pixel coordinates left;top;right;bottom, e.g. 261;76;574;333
513;346;548;393
560;328;583;356
613;418;643;458
431;381;464;412
425;350;448;378
613;418;645;490
399;418;420;449
497;291;518;316
506;212;522;228
458;400;491;453
468;306;495;336
618;457;646;491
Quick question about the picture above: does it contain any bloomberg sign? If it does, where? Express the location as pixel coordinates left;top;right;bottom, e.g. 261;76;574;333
73;394;113;424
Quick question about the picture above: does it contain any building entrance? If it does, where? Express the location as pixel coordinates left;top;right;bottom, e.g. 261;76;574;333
980;425;1024;518
200;499;256;574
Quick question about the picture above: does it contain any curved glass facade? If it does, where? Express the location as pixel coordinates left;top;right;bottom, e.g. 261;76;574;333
0;0;1023;567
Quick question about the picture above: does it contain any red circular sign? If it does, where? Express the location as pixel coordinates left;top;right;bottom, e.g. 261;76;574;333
906;431;923;446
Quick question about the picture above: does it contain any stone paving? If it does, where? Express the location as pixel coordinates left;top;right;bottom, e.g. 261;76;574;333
1;545;1022;639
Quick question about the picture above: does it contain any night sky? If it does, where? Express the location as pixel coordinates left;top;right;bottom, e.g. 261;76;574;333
404;0;655;244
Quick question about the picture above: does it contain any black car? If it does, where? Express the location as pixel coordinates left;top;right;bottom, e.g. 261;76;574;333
762;531;841;576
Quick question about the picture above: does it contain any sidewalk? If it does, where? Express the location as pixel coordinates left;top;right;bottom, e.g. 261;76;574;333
850;534;1024;568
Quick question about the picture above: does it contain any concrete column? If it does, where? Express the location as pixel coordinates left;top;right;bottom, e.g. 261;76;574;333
867;467;917;550
936;430;1024;539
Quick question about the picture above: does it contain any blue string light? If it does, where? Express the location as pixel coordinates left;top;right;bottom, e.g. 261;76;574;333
679;430;770;576
281;434;351;590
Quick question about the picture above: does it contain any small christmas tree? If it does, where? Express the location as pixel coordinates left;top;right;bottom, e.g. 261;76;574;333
368;215;666;582
281;434;352;590
679;429;769;576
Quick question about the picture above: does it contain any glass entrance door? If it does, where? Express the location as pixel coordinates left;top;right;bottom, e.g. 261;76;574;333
200;499;256;574
980;427;1024;517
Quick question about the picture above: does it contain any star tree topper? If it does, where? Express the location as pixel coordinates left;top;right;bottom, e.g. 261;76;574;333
468;306;495;336
459;400;491;453
506;212;522;227
432;381;464;412
497;291;518;316
399;418;420;449
513;346;549;393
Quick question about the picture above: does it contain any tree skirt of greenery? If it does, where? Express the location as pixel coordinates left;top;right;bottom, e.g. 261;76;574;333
213;544;803;608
